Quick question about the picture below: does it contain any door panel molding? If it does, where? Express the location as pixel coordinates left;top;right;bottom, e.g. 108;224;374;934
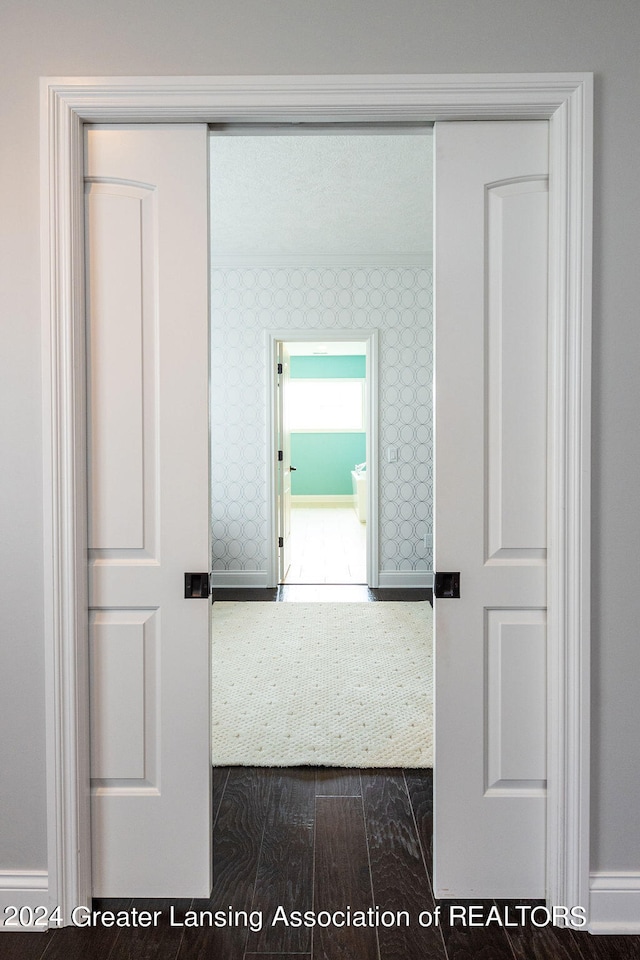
40;73;592;923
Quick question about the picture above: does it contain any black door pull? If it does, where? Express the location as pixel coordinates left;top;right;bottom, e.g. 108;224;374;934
184;572;211;598
434;572;460;599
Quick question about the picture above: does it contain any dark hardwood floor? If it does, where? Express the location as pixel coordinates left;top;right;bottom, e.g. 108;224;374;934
4;767;639;959
5;590;635;957
212;584;433;604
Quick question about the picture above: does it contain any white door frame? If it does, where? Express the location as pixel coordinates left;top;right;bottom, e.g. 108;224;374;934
266;329;379;588
40;73;592;922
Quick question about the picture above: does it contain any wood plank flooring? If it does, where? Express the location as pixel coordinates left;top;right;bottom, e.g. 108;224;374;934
6;590;632;958
285;504;367;584
213;585;433;603
6;767;640;959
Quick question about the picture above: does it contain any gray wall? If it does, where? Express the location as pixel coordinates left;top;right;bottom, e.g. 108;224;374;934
1;0;638;875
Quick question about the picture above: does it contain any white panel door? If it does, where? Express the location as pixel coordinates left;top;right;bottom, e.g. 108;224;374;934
277;341;292;582
85;124;211;897
434;121;549;898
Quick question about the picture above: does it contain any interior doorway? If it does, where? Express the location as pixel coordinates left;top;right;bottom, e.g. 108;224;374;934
42;74;591;918
273;336;372;585
209;126;433;592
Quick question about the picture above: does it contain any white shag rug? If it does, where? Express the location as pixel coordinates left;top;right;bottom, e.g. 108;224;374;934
211;601;433;768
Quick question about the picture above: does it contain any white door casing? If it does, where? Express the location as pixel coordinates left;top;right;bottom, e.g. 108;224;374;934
40;75;591;925
85;124;211;897
433;121;549;897
276;341;292;582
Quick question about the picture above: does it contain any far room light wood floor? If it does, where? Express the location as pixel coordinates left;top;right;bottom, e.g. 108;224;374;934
285;503;366;584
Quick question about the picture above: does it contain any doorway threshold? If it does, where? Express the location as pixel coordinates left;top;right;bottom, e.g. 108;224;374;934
212;584;433;603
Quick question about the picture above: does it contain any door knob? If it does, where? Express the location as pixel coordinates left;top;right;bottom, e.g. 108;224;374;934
290;465;297;471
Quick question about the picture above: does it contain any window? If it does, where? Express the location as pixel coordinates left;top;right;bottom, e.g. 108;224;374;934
288;379;365;431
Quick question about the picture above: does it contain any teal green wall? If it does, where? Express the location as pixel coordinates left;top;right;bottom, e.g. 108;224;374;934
290;354;366;379
289;354;366;496
291;432;366;495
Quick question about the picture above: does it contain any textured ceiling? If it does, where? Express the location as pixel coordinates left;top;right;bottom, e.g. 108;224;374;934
209;132;433;260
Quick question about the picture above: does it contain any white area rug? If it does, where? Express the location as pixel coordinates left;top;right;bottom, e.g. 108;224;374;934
211;601;433;767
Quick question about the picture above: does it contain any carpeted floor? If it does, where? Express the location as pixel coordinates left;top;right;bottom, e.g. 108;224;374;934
211;601;433;767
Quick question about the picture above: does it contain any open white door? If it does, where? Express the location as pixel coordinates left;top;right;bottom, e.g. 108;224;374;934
434;122;549;898
276;341;292;582
85;124;211;897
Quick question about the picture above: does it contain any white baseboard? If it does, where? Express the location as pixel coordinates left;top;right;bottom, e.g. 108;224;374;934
291;495;355;505
377;570;434;588
211;571;269;588
0;871;49;932
211;569;433;589
589;872;640;934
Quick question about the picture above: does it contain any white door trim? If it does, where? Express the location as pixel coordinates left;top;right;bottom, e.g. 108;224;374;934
40;73;592;923
266;329;379;588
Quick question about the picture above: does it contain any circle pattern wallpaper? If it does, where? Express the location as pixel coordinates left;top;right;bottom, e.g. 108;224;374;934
210;266;433;582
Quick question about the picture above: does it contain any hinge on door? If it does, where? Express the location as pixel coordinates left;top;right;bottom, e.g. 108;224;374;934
277;362;283;374
278;450;283;461
278;536;284;548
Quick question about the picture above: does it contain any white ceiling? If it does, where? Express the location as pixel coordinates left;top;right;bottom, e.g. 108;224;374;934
209;131;433;261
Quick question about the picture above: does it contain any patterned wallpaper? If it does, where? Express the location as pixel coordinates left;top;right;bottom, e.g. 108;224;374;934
210;266;433;584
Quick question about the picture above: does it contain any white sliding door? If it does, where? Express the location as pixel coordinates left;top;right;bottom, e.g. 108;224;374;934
433;121;549;897
85;124;211;897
